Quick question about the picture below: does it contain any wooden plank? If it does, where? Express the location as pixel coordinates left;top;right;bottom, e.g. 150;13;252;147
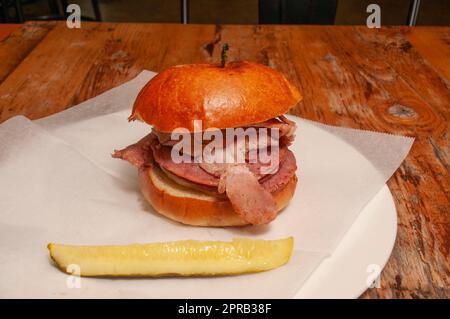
0;24;20;41
405;27;450;82
344;27;450;299
214;27;448;297
0;21;55;83
0;22;448;298
0;22;216;121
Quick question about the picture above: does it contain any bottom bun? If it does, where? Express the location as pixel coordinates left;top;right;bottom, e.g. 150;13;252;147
138;164;298;227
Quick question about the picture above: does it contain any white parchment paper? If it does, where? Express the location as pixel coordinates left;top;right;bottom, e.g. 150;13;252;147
0;71;413;298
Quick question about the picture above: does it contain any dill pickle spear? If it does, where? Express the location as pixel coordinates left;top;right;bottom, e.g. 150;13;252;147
48;237;294;277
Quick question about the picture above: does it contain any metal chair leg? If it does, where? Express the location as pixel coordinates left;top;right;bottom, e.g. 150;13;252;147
14;0;25;22
1;0;10;22
60;0;68;17
407;0;421;26
92;0;101;21
180;0;189;24
47;0;60;16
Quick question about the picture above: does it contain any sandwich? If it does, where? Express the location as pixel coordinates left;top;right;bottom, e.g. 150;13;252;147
113;61;302;226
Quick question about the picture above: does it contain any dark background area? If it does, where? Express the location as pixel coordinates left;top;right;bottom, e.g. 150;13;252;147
1;0;449;25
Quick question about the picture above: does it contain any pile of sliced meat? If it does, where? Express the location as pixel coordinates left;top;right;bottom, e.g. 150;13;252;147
113;116;297;225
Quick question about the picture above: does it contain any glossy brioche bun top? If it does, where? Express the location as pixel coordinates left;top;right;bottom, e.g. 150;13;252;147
129;61;302;132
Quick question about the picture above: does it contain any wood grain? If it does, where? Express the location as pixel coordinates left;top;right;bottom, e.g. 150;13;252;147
405;27;450;83
0;22;448;298
0;24;21;41
0;21;56;83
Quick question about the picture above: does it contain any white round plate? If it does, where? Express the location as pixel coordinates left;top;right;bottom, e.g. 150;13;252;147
294;184;397;298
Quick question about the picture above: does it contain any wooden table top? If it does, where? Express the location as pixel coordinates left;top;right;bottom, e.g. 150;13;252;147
0;21;448;299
